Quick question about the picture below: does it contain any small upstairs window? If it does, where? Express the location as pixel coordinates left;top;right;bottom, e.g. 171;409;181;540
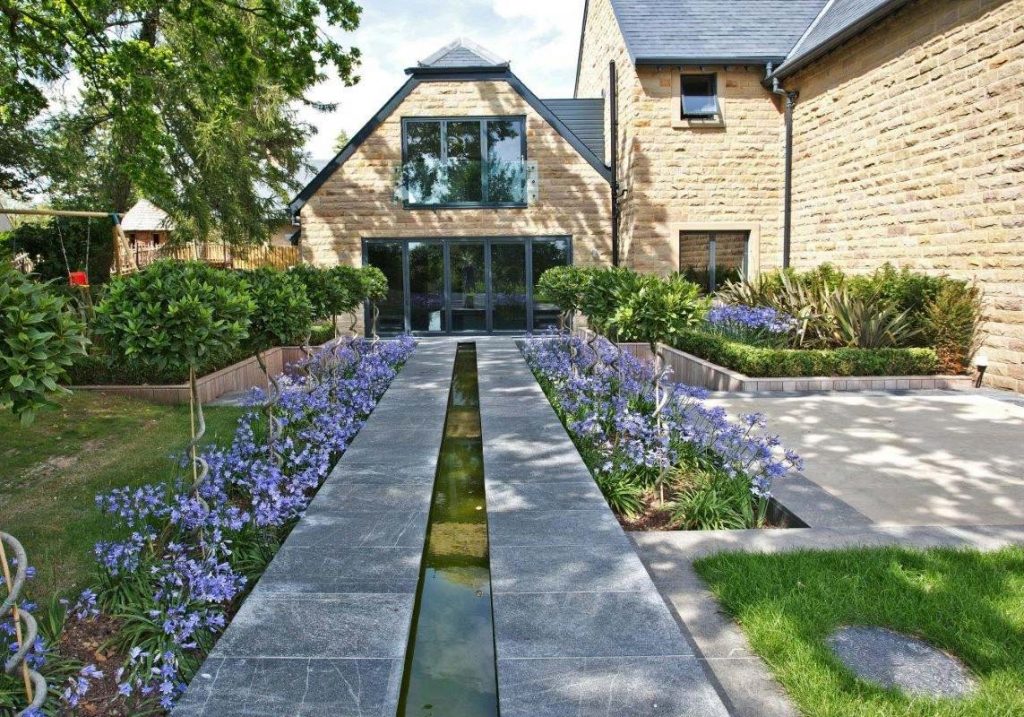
680;74;719;119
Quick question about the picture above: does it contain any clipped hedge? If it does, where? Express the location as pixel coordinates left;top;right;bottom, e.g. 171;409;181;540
673;329;940;377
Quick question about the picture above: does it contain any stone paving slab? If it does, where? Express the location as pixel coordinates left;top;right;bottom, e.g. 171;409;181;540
257;544;421;594
173;339;455;717
277;510;428;549
475;339;732;717
488;509;629;547
491;543;652;593
497;656;731;717
176;657;403;717
210;592;414;659
493;590;694;658
487;479;608;512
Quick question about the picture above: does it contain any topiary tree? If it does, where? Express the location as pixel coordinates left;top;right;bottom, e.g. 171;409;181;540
243;267;314;464
536;265;590;332
245;267;314;350
326;265;364;337
1;266;90;425
94;261;253;491
360;266;388;340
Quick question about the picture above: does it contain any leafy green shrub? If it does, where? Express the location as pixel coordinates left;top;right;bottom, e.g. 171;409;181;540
673;328;939;377
360;265;389;338
244;267;314;348
1;266;90;424
94;261;254;377
536;265;591;329
681;265;742;293
287;264;335;323
926;281;984;374
606;273;708;351
718;263;982;354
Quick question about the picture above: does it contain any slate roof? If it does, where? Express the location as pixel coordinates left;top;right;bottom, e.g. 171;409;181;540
120;199;174;232
607;0;830;63
542;99;605;163
774;0;911;77
417;38;509;69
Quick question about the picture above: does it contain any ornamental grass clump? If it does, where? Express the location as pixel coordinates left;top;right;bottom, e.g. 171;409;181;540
522;334;800;530
69;337;415;713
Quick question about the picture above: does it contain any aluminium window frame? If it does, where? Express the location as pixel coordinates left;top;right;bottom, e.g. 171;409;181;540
400;115;529;209
361;235;572;335
680;73;721;120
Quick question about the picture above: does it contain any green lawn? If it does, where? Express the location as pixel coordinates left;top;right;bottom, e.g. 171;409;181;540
695;547;1024;717
0;391;243;600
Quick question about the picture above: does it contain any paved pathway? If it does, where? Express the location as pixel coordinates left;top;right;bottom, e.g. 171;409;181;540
173;339;454;716
710;390;1024;526
476;339;730;717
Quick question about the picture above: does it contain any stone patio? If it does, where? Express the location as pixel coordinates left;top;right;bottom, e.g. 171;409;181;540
709;390;1024;526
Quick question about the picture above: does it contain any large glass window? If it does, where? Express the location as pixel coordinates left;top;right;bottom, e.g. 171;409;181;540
531;238;571;331
409;241;446;332
364;237;569;335
403;118;526;207
679;231;748;293
365;242;405;334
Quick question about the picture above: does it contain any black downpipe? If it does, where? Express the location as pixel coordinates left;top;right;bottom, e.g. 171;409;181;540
609;60;620;267
782;92;796;268
769;64;798;269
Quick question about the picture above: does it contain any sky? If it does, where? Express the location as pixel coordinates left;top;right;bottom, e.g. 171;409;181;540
296;0;586;163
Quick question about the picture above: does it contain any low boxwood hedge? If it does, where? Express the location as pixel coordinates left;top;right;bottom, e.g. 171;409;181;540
672;329;940;377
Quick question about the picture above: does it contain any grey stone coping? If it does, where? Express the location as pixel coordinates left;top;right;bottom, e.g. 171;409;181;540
771;471;873;528
497;657;730;717
175;657;403;717
475;340;732;717
173;339;456;717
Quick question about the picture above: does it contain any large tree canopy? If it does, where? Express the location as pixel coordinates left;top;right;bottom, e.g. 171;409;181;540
1;0;361;242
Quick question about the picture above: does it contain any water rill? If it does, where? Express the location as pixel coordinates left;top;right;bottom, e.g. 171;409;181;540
398;343;499;717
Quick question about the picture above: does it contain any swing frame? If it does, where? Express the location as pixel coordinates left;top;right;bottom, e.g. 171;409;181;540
0;206;139;276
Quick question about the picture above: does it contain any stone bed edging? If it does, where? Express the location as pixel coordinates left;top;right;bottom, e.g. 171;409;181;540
68;345;320;405
608;338;973;393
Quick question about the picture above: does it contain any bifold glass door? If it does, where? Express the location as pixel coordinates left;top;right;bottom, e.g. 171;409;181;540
363;237;570;335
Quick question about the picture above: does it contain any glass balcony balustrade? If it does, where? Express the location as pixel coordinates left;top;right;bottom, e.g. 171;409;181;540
400;158;529;207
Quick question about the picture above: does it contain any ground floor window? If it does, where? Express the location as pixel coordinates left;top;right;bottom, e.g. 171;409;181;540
679;230;749;292
364;236;571;335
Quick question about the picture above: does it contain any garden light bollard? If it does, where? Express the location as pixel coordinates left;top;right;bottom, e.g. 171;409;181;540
0;532;48;715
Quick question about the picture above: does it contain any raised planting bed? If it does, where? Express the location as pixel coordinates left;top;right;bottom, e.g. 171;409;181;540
617;333;972;393
69;345;322;405
522;334;802;532
7;337;417;716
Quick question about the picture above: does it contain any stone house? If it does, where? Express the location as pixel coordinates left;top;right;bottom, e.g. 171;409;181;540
291;3;1022;391
574;0;1023;390
290;38;613;335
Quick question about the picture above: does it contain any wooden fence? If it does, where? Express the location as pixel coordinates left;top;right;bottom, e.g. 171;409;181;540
131;242;300;270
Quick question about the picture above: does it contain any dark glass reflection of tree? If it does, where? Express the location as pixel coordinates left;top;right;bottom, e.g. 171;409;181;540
398;344;498;717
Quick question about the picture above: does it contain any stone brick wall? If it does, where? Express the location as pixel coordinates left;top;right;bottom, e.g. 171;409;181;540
576;0;783;277
299;79;612;272
784;0;1024;391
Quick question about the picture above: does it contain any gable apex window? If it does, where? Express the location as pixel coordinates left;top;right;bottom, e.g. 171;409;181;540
401;116;527;208
681;73;719;119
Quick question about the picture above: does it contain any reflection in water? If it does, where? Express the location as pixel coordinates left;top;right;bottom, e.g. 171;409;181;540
398;344;499;717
